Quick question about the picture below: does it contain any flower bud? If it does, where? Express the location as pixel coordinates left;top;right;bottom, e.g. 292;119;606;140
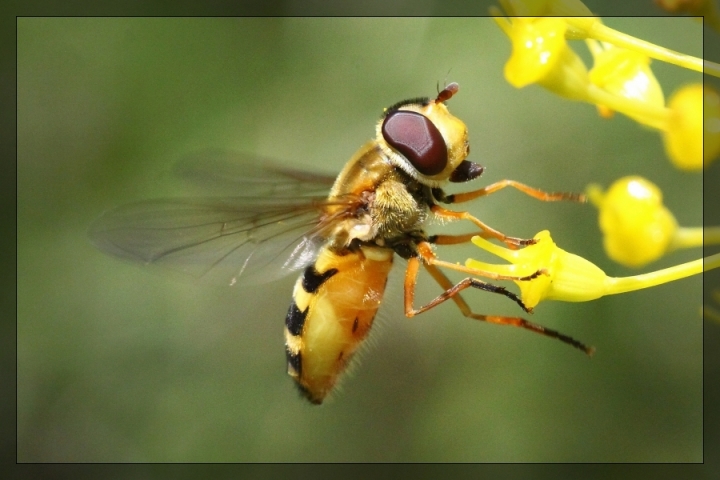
587;177;677;267
663;84;720;170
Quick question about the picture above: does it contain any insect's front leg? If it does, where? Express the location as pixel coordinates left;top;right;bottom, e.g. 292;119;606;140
432;180;586;205
428;182;583;248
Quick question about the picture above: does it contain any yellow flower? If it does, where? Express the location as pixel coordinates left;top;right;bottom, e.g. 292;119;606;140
588;46;665;125
494;17;592;100
586;176;677;268
466;231;607;309
465;230;712;310
491;15;669;130
492;4;719;77
662;83;720;170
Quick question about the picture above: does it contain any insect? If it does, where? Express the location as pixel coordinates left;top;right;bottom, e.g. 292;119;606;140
90;83;591;405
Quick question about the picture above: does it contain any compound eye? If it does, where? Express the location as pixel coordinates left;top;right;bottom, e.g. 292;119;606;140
381;110;448;176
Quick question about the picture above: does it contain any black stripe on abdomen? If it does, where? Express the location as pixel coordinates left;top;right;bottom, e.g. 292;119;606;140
285;301;309;336
286;347;302;377
301;265;338;293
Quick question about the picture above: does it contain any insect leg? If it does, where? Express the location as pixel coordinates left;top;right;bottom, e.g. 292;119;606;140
428;231;512;246
404;254;595;356
429;204;533;248
414;241;546;284
404;255;530;315
436;180;586;205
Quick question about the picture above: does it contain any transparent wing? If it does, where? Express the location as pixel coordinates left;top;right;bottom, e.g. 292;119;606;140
172;149;337;196
90;195;360;286
91;151;351;285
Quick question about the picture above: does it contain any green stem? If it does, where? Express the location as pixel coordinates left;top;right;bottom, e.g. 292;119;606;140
603;252;719;295
705;60;720;78
670;226;720;251
669;227;702;250
566;19;719;78
707;252;720;271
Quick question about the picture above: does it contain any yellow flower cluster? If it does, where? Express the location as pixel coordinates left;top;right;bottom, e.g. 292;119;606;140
491;3;720;170
460;5;718;318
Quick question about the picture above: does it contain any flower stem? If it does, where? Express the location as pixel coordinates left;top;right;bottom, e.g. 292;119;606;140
706;60;720;78
670;226;720;250
707;252;720;271
669;227;703;250
604;253;719;295
571;20;719;78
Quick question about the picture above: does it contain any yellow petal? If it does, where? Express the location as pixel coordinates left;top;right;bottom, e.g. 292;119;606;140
504;18;569;88
588;47;665;124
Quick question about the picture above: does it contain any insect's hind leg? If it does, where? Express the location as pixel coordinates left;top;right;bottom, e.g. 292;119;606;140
403;253;595;356
404;255;530;316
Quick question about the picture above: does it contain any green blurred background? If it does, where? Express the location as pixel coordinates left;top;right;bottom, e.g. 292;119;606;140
18;17;705;462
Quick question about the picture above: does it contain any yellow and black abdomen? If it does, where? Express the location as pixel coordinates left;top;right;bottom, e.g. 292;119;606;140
284;244;393;404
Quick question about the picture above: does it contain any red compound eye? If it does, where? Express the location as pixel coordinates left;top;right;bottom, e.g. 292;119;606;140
381;110;448;176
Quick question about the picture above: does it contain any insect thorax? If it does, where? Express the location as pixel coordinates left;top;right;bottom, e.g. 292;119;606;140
328;143;431;250
369;171;428;241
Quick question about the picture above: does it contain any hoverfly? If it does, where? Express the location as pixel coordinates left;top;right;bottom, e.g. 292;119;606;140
90;83;591;405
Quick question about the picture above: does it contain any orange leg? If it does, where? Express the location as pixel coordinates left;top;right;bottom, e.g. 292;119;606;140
443;179;586;204
430;204;534;248
403;255;594;356
428;232;477;246
414;241;547;285
404;255;531;314
428;231;502;246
